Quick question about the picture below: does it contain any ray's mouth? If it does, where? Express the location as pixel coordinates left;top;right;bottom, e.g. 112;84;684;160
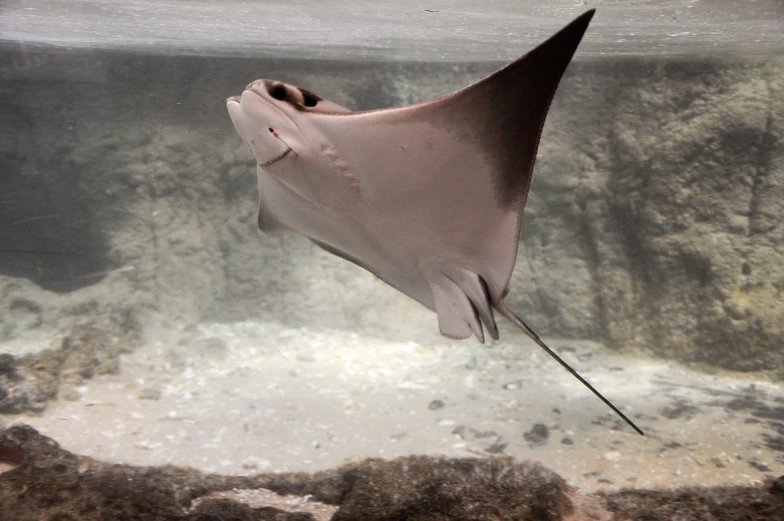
260;147;292;167
228;92;292;168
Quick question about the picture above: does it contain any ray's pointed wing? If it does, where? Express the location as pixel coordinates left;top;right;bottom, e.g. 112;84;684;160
246;10;644;435
296;10;594;340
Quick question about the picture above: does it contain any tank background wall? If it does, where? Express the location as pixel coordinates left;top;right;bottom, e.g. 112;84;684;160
0;48;782;375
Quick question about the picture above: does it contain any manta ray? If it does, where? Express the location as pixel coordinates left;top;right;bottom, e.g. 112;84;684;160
227;9;643;435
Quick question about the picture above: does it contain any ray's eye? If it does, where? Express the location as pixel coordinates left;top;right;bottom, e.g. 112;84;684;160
269;84;287;101
268;128;274;133
300;90;319;108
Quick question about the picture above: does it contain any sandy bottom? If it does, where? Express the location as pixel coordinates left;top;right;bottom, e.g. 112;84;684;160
9;319;783;493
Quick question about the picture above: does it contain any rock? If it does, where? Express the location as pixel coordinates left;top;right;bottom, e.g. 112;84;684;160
524;423;550;446
603;479;784;521
0;350;60;414
771;475;784;497
427;399;445;410
139;388;162;401
603;451;622;462
485;442;508;454
0;321;137;413
2;425;783;521
319;455;571;521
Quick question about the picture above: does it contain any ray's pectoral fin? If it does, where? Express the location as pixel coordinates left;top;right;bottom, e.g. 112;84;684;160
494;300;645;436
428;268;499;343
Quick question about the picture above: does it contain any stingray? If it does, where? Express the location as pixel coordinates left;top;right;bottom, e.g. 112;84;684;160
227;9;643;435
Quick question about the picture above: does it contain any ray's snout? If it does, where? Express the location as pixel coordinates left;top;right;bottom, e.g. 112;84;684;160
225;81;297;171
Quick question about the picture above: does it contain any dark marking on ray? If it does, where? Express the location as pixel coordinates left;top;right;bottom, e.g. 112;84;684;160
485;12;592;207
299;88;322;107
263;81;324;111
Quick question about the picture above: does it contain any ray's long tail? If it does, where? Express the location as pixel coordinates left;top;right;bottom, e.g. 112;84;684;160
494;299;645;436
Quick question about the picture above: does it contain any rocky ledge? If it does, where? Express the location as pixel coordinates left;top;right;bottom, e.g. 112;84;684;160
0;425;782;521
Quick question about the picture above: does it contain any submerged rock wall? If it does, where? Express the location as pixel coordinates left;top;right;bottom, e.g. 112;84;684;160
515;60;784;373
0;47;782;376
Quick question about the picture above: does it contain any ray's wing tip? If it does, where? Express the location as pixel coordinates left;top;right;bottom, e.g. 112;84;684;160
572;8;596;25
514;8;595;70
575;9;596;33
581;8;597;19
560;8;596;39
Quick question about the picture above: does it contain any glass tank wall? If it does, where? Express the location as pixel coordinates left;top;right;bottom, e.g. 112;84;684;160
1;0;783;502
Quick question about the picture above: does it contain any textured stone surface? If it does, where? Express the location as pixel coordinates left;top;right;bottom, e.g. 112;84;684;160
0;47;782;376
1;425;783;521
0;425;572;521
0;321;137;413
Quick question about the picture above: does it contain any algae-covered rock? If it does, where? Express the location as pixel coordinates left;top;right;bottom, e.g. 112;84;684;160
602;480;784;521
0;425;189;521
0;320;137;413
0;425;570;521
324;456;570;521
0;350;61;413
2;425;784;521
